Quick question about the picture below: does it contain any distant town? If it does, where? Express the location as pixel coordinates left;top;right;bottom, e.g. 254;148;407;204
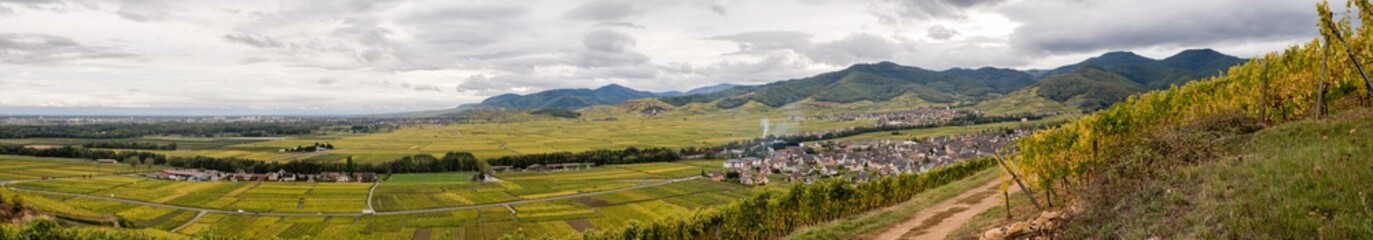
713;129;1033;185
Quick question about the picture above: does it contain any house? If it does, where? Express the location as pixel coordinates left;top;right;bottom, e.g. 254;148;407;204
856;170;872;182
820;165;839;176
320;172;351;182
161;169;210;181
723;159;745;170
353;172;378;182
490;166;513;172
739;171;756;185
707;171;726;182
96;159;119;164
279;172;296;181
526;163;546;171
753;172;770;185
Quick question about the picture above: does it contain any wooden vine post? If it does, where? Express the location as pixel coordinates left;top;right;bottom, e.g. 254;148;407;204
1324;17;1373;102
1319;38;1331;118
995;154;1043;210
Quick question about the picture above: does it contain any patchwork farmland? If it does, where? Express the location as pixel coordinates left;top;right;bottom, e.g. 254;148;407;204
0;155;157;181
0;157;751;239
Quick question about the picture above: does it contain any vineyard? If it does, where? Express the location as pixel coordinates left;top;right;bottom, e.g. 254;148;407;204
576;158;996;240
373;160;721;211
172;178;751;239
1013;0;1373;200
13;177;372;213
979;0;1373;238
0;155;148;181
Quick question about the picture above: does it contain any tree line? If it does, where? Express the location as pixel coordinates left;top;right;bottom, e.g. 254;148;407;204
485;147;680;168
80;141;177;150
0;144;484;174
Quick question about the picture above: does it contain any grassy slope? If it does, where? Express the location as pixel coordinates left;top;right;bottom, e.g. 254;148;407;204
1159;111;1372;239
950;110;1373;239
1052;110;1372;239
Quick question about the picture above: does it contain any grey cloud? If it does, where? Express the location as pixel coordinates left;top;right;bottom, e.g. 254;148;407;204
317;78;337;85
412;83;441;92
0;33;137;65
879;0;1008;20
710;31;814;54
592;21;646;29
709;31;901;66
807;33;898;65
222;33;286;48
114;0;178;22
404;5;529;47
927;25;958;40
584;30;634;52
572;30;649;67
564;0;645;21
708;4;727;16
1004;0;1315;54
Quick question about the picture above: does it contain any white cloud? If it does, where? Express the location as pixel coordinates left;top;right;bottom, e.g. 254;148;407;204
0;0;1321;114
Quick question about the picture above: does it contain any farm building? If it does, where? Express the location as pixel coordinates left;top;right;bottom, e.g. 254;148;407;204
352;172;377;182
159;169;215;181
96;159;119;164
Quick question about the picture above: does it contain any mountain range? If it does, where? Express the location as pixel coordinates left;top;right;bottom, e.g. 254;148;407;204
462;49;1245;112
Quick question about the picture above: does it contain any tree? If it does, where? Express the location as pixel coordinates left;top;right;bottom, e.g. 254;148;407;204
126;156;139;172
345;156;355;174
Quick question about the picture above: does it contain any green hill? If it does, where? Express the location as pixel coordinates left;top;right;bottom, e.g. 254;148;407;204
1033;67;1148;110
661;62;1029;109
474;84;662;109
453;49;1244;114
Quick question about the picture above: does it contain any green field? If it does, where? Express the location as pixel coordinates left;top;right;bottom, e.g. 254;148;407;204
237;108;874;163
14;176;372;213
0;155;156;181
374;160;723;211
2;188;198;230
0;157;753;239
172;178;749;239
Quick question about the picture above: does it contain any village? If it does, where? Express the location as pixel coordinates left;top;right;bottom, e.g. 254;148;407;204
714;128;1033;186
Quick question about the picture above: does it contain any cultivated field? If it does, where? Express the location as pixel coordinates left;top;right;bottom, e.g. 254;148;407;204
232;108;876;163
0;155;155;181
13;176;372;213
1;157;751;239
374;160;723;211
174;178;749;239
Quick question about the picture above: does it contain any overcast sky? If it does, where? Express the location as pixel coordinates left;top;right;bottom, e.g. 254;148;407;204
0;0;1324;115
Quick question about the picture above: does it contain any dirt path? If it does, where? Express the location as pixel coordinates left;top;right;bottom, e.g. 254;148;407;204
873;178;1017;240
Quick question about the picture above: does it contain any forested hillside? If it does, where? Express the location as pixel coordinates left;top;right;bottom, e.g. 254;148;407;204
458;49;1243;115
